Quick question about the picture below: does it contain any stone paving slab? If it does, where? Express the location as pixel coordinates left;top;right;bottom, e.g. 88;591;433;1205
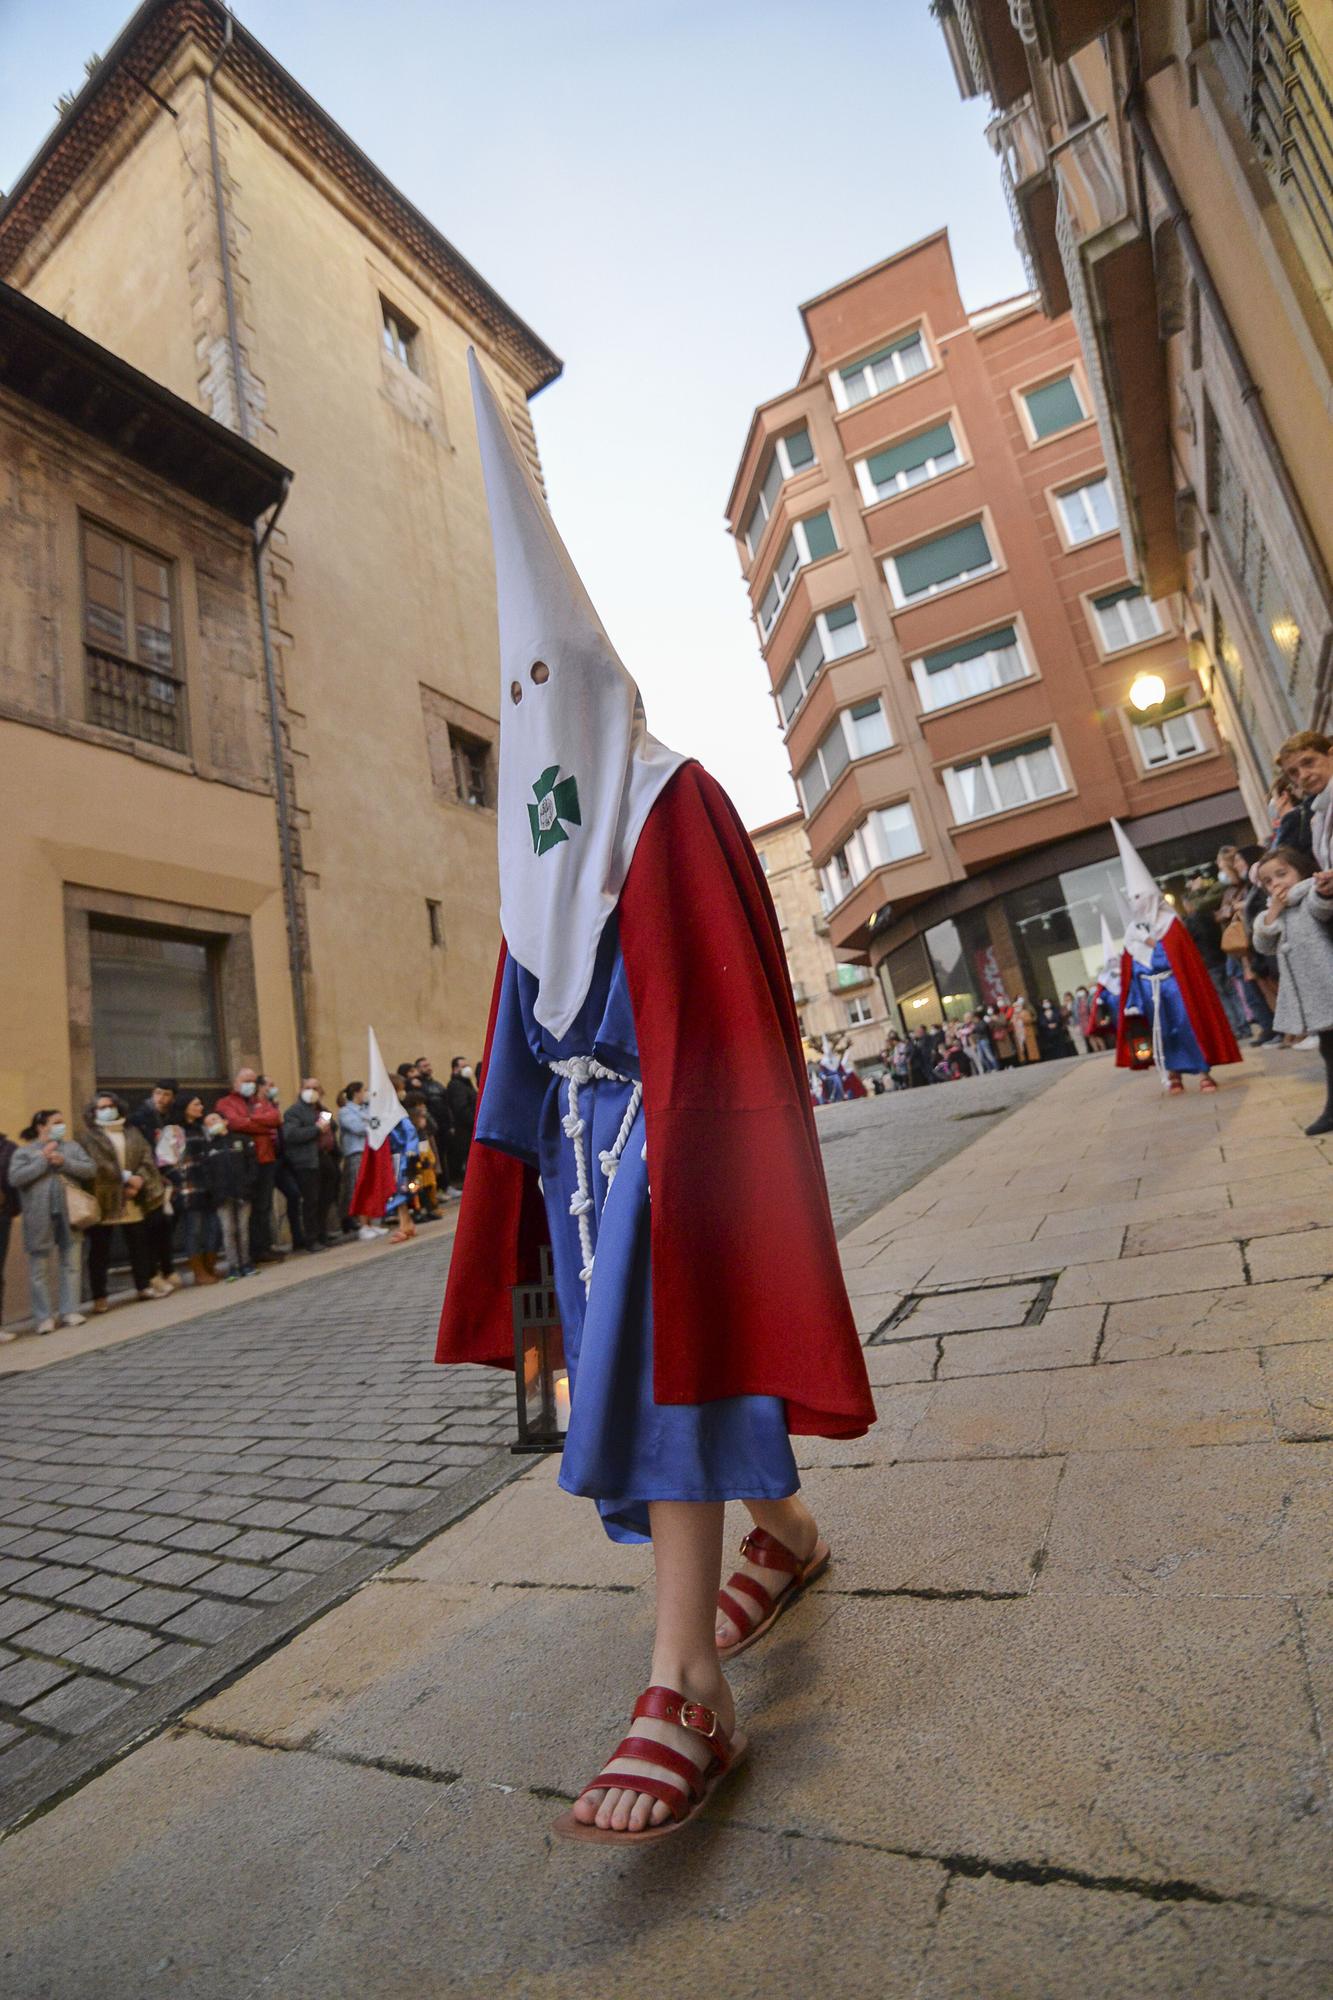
919;1877;1333;2000
1099;1277;1326;1364
1036;1440;1333;1597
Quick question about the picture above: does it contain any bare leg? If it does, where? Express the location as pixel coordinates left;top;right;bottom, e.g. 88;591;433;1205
574;1499;733;1834
715;1493;820;1651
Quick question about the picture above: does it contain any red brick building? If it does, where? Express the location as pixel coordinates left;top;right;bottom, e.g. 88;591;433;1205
726;230;1249;1025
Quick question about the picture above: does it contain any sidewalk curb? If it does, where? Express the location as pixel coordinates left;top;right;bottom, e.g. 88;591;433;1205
0;1442;531;1839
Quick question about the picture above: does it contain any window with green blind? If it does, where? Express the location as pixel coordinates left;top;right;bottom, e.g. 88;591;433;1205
888;520;994;604
801;511;837;560
1022;375;1085;439
863;421;959;499
913;624;1026;712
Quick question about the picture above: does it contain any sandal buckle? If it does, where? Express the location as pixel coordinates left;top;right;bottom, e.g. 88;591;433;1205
676;1699;718;1739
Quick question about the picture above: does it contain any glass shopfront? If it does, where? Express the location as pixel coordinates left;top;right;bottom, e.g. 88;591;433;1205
1004;821;1252;1005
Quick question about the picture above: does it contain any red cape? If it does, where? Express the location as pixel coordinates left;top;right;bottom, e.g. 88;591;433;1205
349;1139;396;1219
436;761;874;1439
1114;919;1243;1069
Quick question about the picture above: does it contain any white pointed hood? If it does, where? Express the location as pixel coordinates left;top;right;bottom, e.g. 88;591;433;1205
364;1027;405;1151
469;351;684;1038
1111;818;1174;967
1096;912;1122;995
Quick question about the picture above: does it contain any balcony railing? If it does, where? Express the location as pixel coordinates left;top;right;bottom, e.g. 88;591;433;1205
85;645;187;753
829;963;872;994
1051;118;1128;240
1210;0;1333;285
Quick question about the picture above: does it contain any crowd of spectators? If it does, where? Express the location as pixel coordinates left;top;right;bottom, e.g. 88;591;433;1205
0;1050;480;1340
878;988;1107;1092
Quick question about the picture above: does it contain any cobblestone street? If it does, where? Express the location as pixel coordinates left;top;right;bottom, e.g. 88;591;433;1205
0;1065;1069;1829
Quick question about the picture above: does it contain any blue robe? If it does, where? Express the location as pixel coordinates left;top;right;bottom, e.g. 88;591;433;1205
1123;942;1207;1073
476;920;798;1543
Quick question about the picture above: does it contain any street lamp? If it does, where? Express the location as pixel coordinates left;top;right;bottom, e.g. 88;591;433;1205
511;1247;569;1452
1128;670;1167;712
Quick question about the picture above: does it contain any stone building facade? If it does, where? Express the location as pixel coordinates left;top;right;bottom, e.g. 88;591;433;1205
935;0;1333;825
749;812;891;1068
0;0;561;1097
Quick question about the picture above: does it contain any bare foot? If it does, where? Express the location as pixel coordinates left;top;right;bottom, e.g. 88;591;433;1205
715;1499;820;1653
572;1672;735;1834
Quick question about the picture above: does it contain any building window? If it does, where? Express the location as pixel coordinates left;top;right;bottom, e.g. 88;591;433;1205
833;330;929;410
1091;584;1164;651
818;801;923;908
846;995;874;1026
744;428;817;557
1204;402;1310;717
777;601;864;723
449;726;495;808
1135;697;1207;767
1021;374;1086;440
1056;477;1117;544
856;420;961;504
81;523;185;753
89;920;222;1094
912;623;1028;712
796;699;892;814
381;298;419;372
1210;1;1333;285
427;899;444;948
884;518;996;608
944;737;1068;824
758;511;839;637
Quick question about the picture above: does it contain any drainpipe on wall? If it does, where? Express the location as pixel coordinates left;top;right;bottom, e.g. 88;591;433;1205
1125;90;1333;729
207;13;311;1075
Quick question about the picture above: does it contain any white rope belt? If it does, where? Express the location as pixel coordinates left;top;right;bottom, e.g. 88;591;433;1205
1146;971;1171;1088
548;1055;643;1294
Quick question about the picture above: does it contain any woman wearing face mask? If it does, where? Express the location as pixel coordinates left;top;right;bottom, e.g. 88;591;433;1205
7;1111;96;1337
158;1095;222;1286
82;1092;169;1311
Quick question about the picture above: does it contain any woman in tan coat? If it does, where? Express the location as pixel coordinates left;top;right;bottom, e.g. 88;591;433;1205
82;1092;171;1311
1010;997;1040;1064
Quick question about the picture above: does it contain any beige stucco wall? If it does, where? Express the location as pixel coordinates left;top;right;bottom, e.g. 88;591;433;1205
751;817;890;1065
9;50;546;1091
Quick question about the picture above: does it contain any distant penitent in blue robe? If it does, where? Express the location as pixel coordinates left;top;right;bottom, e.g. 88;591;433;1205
475;919;798;1544
1123;941;1207;1073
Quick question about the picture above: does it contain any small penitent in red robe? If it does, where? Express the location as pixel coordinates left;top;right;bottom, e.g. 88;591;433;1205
437;759;875;1441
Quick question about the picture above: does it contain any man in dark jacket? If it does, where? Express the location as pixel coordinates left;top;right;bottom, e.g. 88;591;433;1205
216;1067;283;1260
127;1080;179;1287
443;1056;478;1184
282;1079;334;1252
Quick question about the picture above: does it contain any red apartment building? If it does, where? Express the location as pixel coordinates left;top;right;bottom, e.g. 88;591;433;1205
726;231;1249;1026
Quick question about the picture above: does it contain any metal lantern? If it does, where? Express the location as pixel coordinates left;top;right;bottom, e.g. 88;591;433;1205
512;1247;569;1452
1123;1010;1154;1070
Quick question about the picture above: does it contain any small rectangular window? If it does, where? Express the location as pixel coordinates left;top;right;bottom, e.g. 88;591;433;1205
1135;697;1205;767
381;298;419;373
943;737;1066;824
427;899;444;948
1022;374;1086;440
776;601;863;724
875;802;922;861
81;521;185;753
449;726;495;808
836;331;929;409
886;519;995;607
913;624;1027;712
743;428;819;556
757;512;839;638
1092;585;1163;651
1057;477;1117;544
859;420;961;502
846;995;873;1026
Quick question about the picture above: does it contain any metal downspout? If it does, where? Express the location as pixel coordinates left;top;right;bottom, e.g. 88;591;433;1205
207;13;311;1072
1125;90;1333;725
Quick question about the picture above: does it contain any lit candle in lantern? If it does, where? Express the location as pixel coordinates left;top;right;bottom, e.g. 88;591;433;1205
553;1370;571;1433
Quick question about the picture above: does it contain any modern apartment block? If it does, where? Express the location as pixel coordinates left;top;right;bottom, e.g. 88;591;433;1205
934;0;1333;825
0;0;560;1102
725;230;1248;1027
748;811;891;1065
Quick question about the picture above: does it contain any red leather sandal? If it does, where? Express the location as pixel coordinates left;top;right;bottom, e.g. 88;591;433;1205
551;1685;747;1844
715;1526;831;1663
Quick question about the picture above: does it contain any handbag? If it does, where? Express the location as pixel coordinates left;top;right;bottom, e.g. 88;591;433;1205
61;1175;100;1231
1220;915;1248;954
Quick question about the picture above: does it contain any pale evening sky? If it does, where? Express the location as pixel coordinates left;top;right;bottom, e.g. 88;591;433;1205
0;0;1026;827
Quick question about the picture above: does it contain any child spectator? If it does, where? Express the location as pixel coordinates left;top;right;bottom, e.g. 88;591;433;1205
1252;845;1333;1134
202;1112;257;1277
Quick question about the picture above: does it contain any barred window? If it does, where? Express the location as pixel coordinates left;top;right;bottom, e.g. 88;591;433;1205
81;523;186;753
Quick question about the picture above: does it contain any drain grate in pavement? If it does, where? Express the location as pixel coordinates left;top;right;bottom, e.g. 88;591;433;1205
870;1272;1059;1344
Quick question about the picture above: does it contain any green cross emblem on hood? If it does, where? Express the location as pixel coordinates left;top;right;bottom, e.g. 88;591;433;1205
528;766;582;856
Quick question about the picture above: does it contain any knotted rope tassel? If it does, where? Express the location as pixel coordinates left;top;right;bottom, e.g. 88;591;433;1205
548;1056;640;1294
